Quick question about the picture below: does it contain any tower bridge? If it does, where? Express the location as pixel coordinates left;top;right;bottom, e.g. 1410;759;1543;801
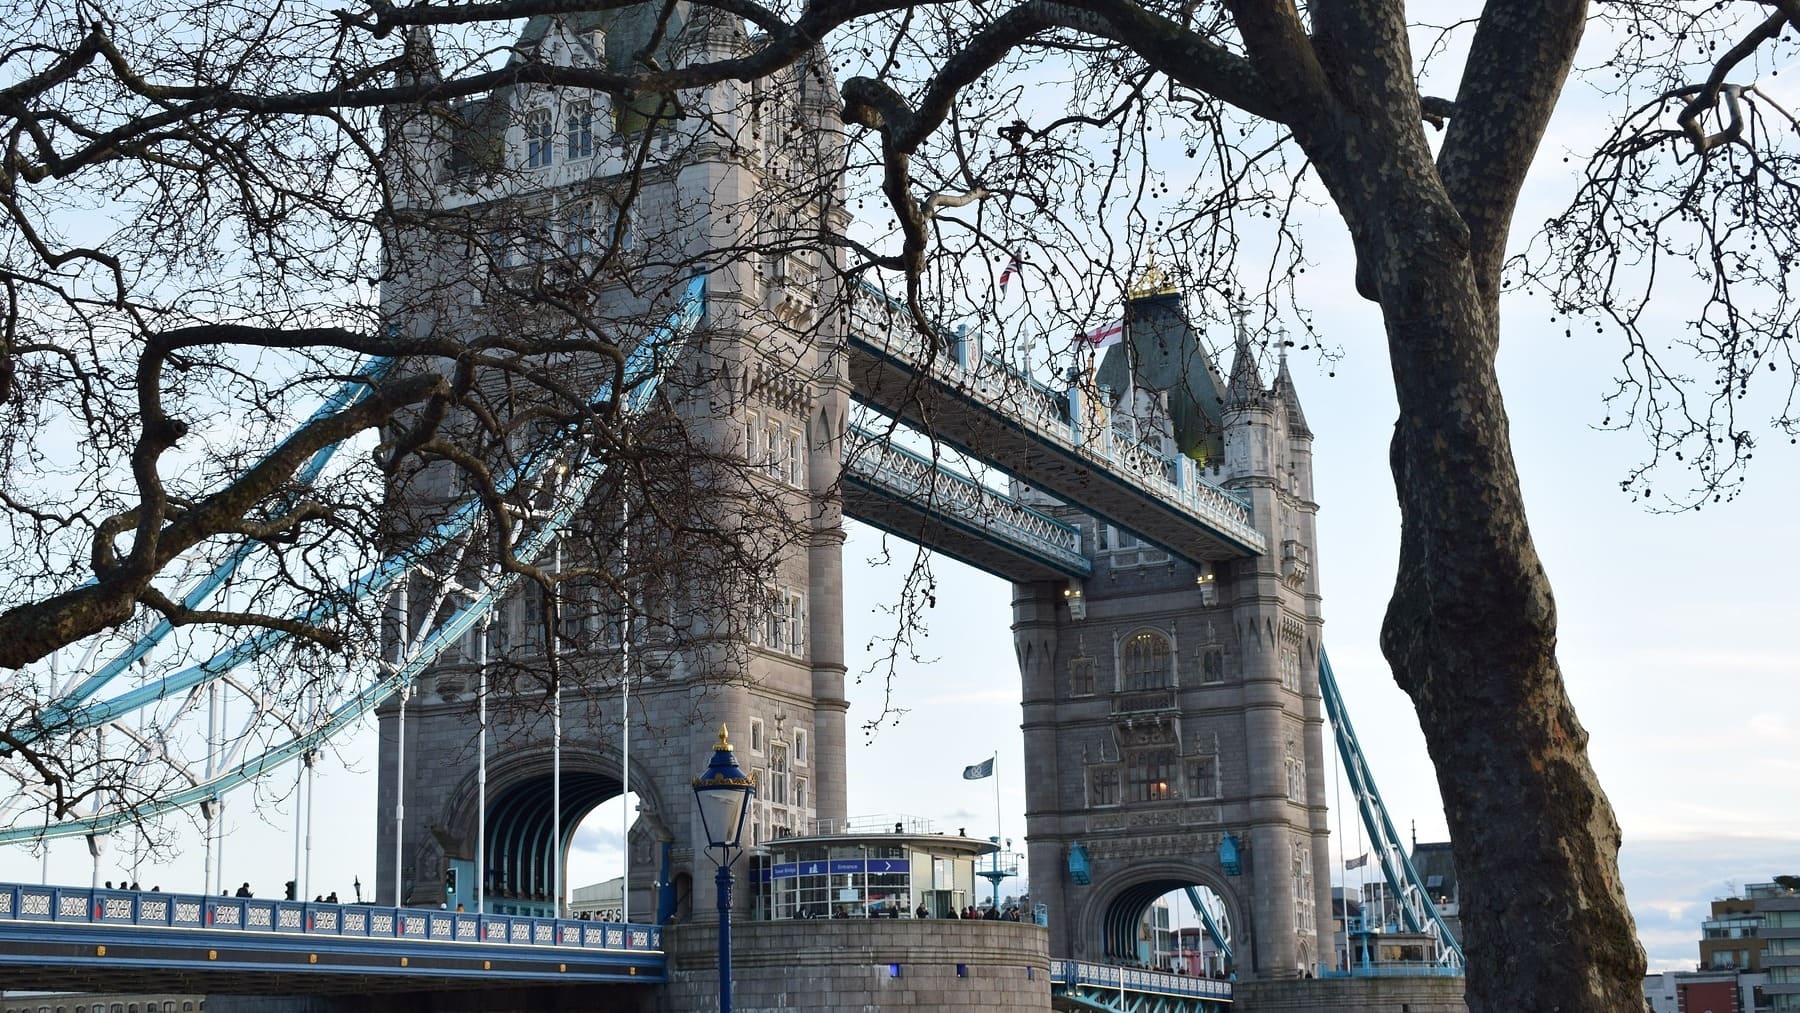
0;8;1463;1011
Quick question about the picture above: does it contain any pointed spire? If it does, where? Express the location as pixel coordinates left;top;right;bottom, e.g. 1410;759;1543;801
1274;347;1311;436
1224;307;1263;407
397;27;443;87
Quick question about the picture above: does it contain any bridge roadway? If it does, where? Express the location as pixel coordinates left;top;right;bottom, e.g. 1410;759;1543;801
845;285;1266;565
0;883;662;996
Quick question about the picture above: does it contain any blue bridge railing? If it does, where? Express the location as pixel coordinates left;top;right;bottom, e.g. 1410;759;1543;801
0;883;662;955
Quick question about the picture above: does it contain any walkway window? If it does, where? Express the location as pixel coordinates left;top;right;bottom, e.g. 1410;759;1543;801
1126;748;1176;802
1121;632;1172;691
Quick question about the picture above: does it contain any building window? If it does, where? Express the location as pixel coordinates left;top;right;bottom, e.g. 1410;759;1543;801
763;585;785;649
1126;748;1176;802
786;430;804;486
793;729;808;766
765;418;784;477
769;744;789;805
1285;739;1305;802
1186;756;1218;799
1281;645;1301;692
794;777;807;810
524;108;554;168
1292;839;1315;934
750;718;764;753
1089;766;1119;807
566;102;594;159
1121;631;1172;692
565;204;596;255
1069;656;1094;697
1201;646;1226;684
788;590;805;654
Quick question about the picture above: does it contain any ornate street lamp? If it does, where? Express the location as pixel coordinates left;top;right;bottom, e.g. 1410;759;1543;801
692;724;756;1013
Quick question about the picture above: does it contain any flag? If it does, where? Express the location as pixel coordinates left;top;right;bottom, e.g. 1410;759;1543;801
962;758;995;780
997;255;1022;290
1084;321;1124;349
1345;853;1369;870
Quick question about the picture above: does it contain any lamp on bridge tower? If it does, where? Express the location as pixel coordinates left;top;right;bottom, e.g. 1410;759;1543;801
692;724;756;1013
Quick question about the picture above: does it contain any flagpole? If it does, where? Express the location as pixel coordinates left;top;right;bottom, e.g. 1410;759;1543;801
993;750;1001;849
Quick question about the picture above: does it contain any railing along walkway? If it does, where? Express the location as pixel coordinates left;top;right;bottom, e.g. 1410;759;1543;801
842;423;1091;581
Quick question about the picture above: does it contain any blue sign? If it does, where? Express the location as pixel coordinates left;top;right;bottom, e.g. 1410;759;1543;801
766;859;911;879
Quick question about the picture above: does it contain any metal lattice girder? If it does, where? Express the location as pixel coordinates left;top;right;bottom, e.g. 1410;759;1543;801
842;420;1092;582
0;277;707;845
1318;648;1465;967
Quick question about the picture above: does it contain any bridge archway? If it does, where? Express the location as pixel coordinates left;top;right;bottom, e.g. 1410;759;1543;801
441;746;667;915
1082;863;1244;972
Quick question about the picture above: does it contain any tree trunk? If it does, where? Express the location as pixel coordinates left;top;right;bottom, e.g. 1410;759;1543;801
1375;231;1645;1012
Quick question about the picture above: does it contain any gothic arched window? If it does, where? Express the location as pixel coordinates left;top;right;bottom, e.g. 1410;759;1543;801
1121;631;1173;692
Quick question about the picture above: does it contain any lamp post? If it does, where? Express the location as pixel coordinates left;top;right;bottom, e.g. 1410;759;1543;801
692;724;756;1013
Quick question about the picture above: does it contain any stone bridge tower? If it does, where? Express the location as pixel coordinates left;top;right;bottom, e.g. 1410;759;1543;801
1015;293;1333;978
371;9;851;923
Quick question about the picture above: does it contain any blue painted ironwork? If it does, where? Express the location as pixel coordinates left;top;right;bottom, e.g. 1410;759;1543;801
0;880;662;955
846;282;1265;557
0;277;708;845
1049;959;1233;1011
41;360;397;722
1182;886;1233;965
1217;833;1240;877
842;422;1091;580
1318;648;1465;968
1068;841;1091;885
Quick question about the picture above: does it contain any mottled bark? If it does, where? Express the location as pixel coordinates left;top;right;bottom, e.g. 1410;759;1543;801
1376;233;1644;1013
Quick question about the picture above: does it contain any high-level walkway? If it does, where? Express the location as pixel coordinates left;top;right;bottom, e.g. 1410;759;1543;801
842;423;1092;582
846;285;1265;563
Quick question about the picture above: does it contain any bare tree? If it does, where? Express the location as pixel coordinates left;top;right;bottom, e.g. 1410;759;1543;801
6;0;1800;1007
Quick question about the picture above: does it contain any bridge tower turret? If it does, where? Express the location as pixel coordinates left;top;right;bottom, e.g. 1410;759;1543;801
1017;293;1332;978
373;11;849;926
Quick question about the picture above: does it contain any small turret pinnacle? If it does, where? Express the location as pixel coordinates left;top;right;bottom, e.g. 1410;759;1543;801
1224;307;1263;406
397;27;443;87
1274;347;1311;436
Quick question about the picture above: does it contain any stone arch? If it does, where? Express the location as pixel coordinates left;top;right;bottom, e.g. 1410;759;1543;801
1079;859;1246;969
438;744;667;902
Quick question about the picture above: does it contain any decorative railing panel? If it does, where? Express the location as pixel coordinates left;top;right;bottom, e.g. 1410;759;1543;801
0;882;663;955
1049;958;1234;1001
843;425;1088;574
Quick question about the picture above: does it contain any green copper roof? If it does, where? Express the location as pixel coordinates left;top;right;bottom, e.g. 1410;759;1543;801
1095;292;1227;464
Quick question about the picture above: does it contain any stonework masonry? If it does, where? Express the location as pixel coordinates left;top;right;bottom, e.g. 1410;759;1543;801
652;919;1051;1012
1235;976;1470;1013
